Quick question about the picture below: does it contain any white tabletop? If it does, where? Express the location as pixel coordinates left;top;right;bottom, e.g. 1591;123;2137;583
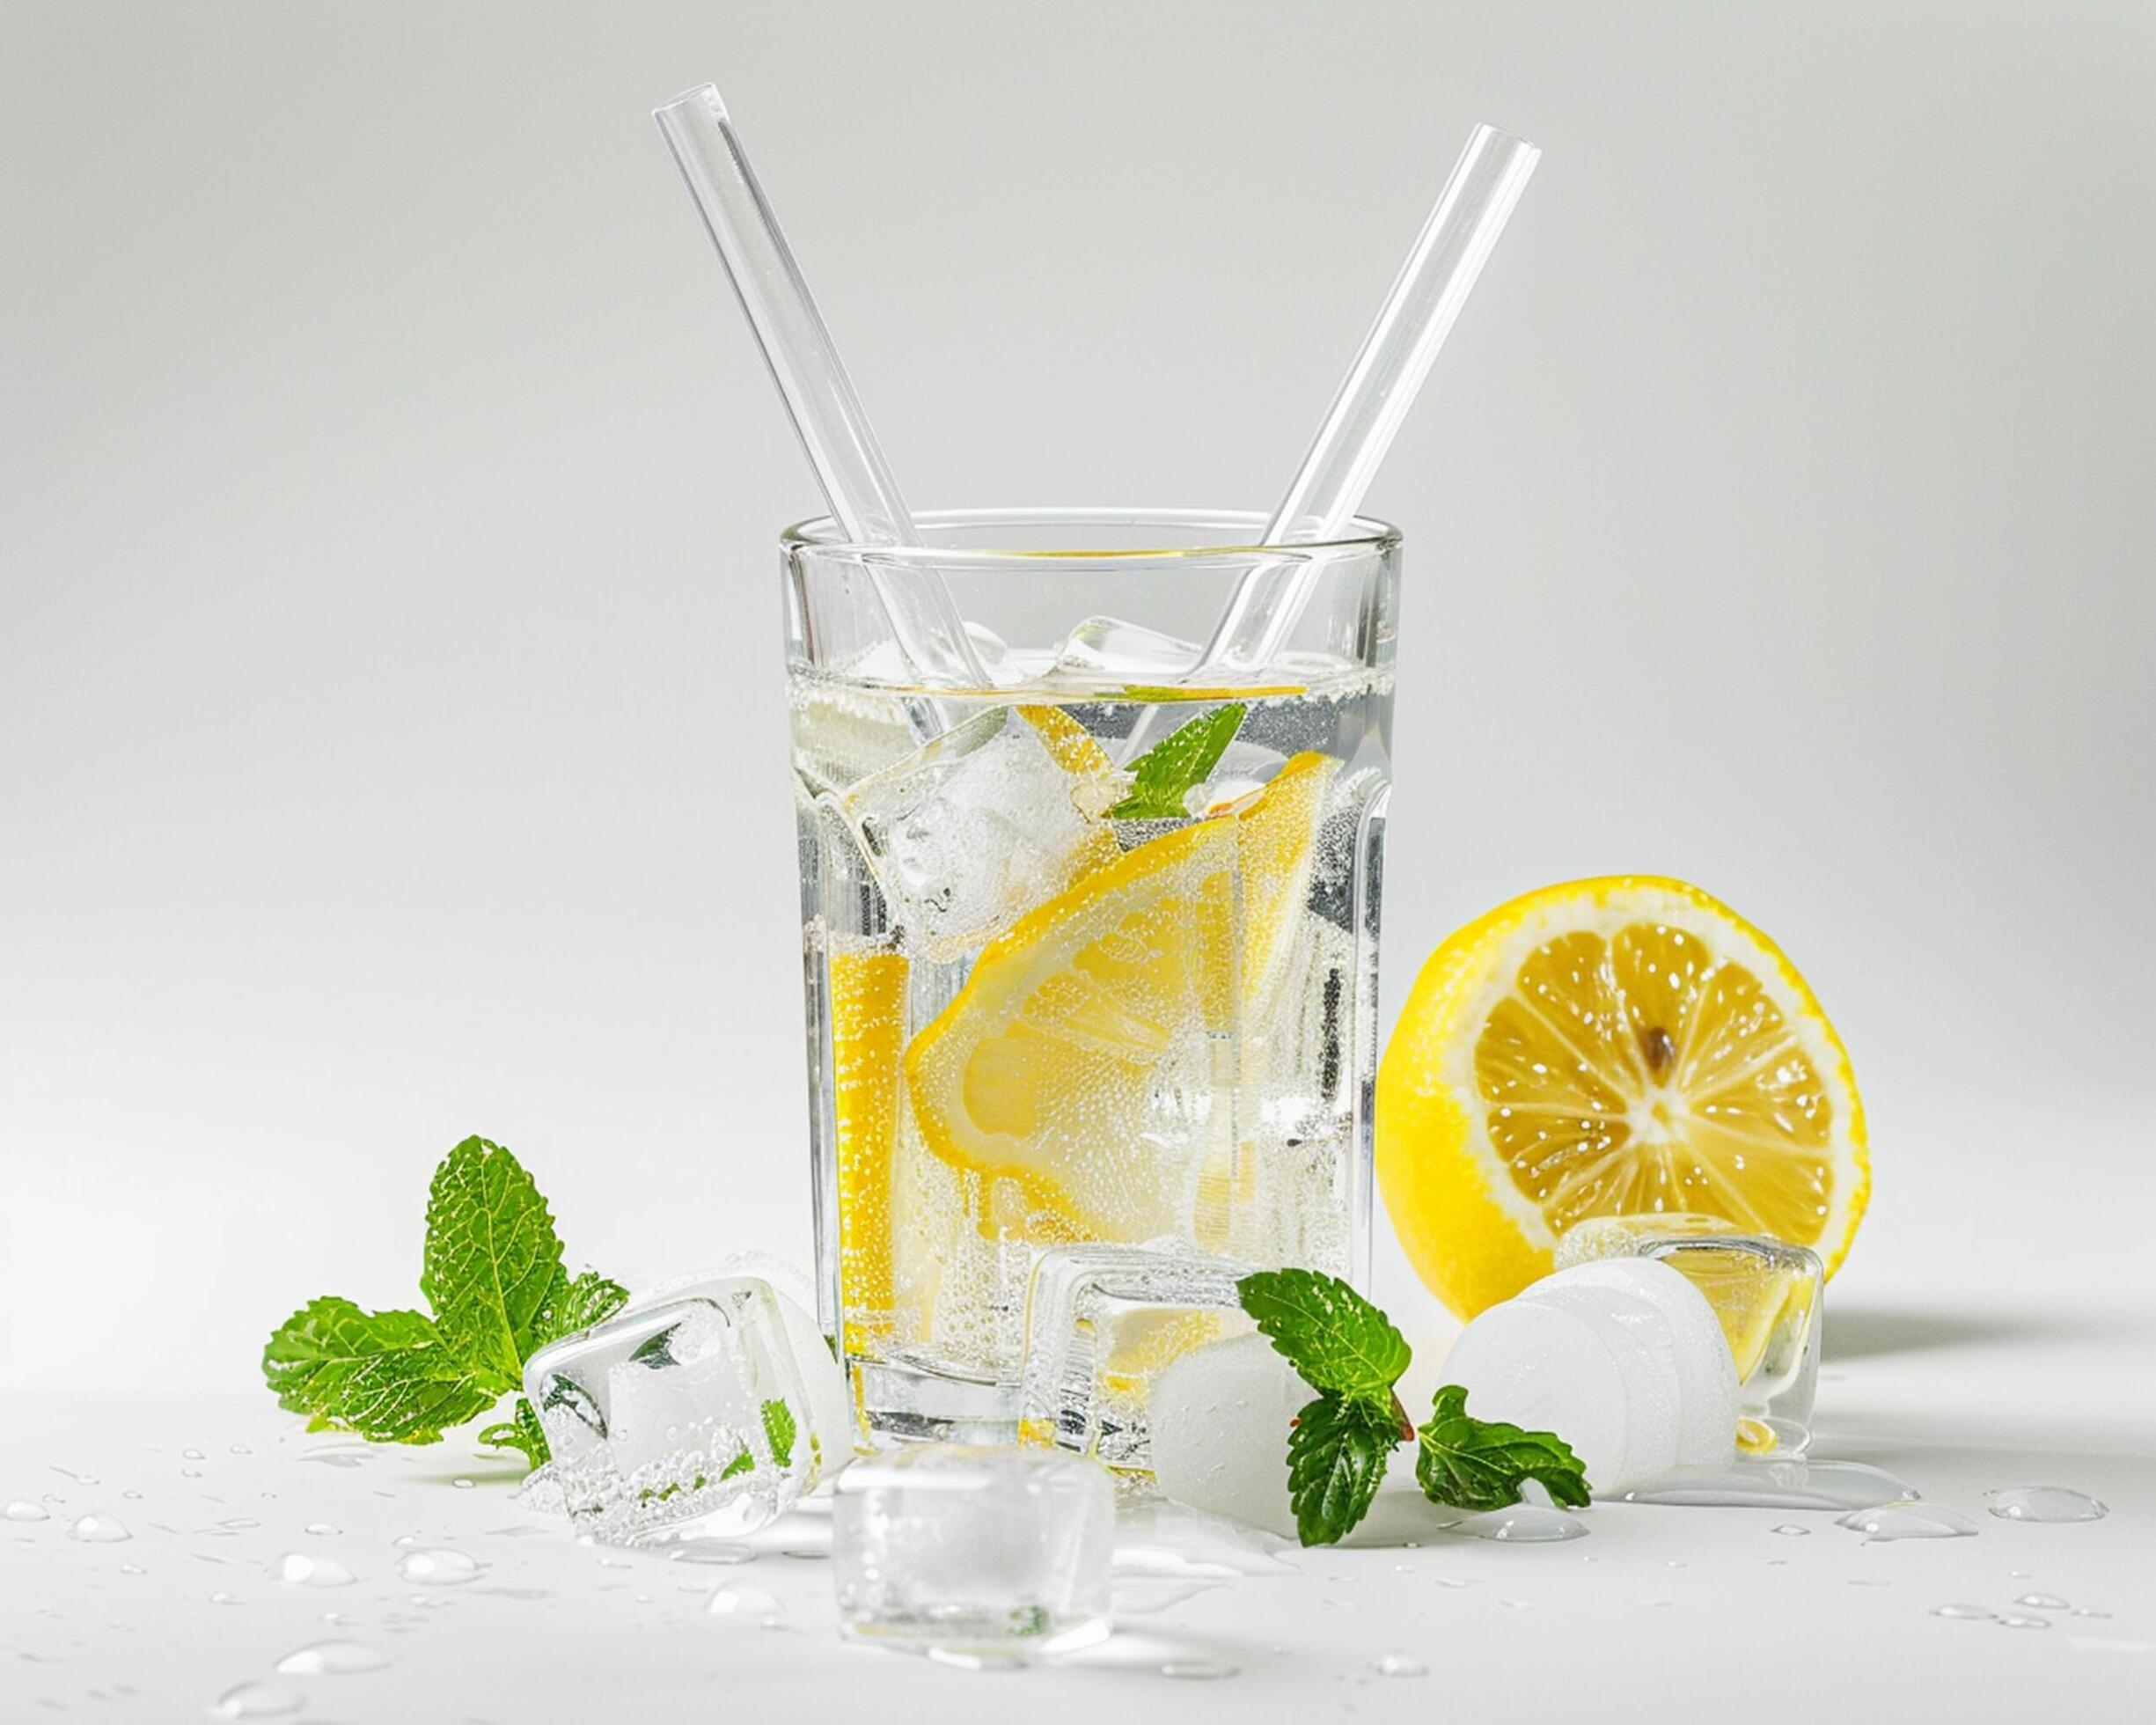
7;1262;2150;1725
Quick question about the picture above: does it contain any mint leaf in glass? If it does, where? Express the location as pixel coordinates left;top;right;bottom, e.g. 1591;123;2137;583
1108;703;1245;818
1414;1384;1592;1512
761;1398;797;1468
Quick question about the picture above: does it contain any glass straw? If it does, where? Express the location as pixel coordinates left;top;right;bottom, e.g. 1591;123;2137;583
654;85;986;686
1193;124;1541;677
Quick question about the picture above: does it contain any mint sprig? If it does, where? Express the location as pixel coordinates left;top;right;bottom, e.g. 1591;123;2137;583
1236;1268;1593;1545
1108;703;1245;818
1414;1385;1590;1512
263;1135;627;1470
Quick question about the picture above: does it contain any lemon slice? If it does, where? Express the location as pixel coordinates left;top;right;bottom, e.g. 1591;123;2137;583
827;946;910;1352
905;754;1335;1243
1375;877;1868;1319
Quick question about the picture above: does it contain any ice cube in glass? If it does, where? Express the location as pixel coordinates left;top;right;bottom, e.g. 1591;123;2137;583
522;1275;836;1545
1558;1215;1822;1454
832;1444;1113;1663
836;705;1119;962
1017;1243;1255;1471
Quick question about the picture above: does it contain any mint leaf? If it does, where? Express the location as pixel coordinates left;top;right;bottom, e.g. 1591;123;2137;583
1108;703;1245;818
534;1269;630;1349
1286;1392;1403;1545
421;1136;566;1391
1238;1268;1412;1398
1414;1384;1592;1512
478;1397;550;1468
718;1449;754;1481
761;1398;797;1469
262;1297;495;1443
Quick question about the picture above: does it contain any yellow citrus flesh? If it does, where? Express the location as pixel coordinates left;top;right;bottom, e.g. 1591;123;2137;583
1376;877;1868;1319
827;947;909;1353
905;754;1334;1244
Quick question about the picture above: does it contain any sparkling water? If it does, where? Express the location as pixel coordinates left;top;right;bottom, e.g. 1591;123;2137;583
796;665;1391;1442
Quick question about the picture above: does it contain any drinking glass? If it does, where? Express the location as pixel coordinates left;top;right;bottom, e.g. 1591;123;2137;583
785;508;1399;1445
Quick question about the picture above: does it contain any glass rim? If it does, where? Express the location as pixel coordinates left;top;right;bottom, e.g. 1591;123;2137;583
781;504;1402;563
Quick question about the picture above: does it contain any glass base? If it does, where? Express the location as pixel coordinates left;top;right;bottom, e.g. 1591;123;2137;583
852;1354;1022;1449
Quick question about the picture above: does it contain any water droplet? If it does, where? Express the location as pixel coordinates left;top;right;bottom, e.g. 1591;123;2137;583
451;1478;475;1490
209;1592;243;1606
596;1556;631;1569
2014;1593;2070;1611
1499;1598;1533;1610
67;1515;131;1544
669;1543;756;1565
1160;1660;1238;1679
121;1490;142;1501
4;1501;49;1522
708;1582;783;1621
486;1525;554;1539
275;1638;391;1675
228;1444;252;1457
1998;1615;2051;1631
2072;1607;2113;1619
1456;1506;1588;1543
181;1450;204;1461
407;1593;454;1609
182;1468;203;1479
217;1517;261;1531
209;1679;304;1717
780;1546;829;1560
394;1549;481;1586
52;1468;99;1485
304;1523;341;1537
1433;1577;1481;1589
1836;1502;1977;1542
1371;1653;1427;1677
1986;1486;2108;1523
119;1564;143;1575
268;1552;356;1587
1772;1524;1810;1537
472;1585;552;1600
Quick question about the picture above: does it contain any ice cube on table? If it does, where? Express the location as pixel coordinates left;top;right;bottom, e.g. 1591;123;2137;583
836;705;1120;962
522;1275;845;1547
832;1444;1113;1663
1017;1243;1255;1472
1534;1258;1736;1466
1439;1298;1631;1492
1559;1215;1822;1455
1147;1331;1316;1540
1049;615;1204;686
1514;1281;1682;1485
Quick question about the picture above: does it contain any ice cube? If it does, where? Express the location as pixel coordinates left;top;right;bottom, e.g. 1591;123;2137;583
832;1444;1113;1663
1050;615;1203;686
1146;1331;1316;1539
1513;1281;1682;1486
1532;1259;1736;1466
1017;1243;1256;1471
837;706;1120;961
1558;1215;1821;1455
1438;1299;1631;1492
522;1275;844;1547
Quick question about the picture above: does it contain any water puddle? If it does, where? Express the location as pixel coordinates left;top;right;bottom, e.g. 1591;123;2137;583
1986;1486;2107;1523
1617;1460;1920;1510
274;1639;391;1675
1837;1502;1977;1542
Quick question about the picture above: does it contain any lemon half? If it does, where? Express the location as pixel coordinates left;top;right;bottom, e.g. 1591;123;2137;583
1376;877;1867;1319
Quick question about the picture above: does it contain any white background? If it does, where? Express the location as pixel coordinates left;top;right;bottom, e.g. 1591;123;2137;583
6;0;2154;1466
4;6;2154;1720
